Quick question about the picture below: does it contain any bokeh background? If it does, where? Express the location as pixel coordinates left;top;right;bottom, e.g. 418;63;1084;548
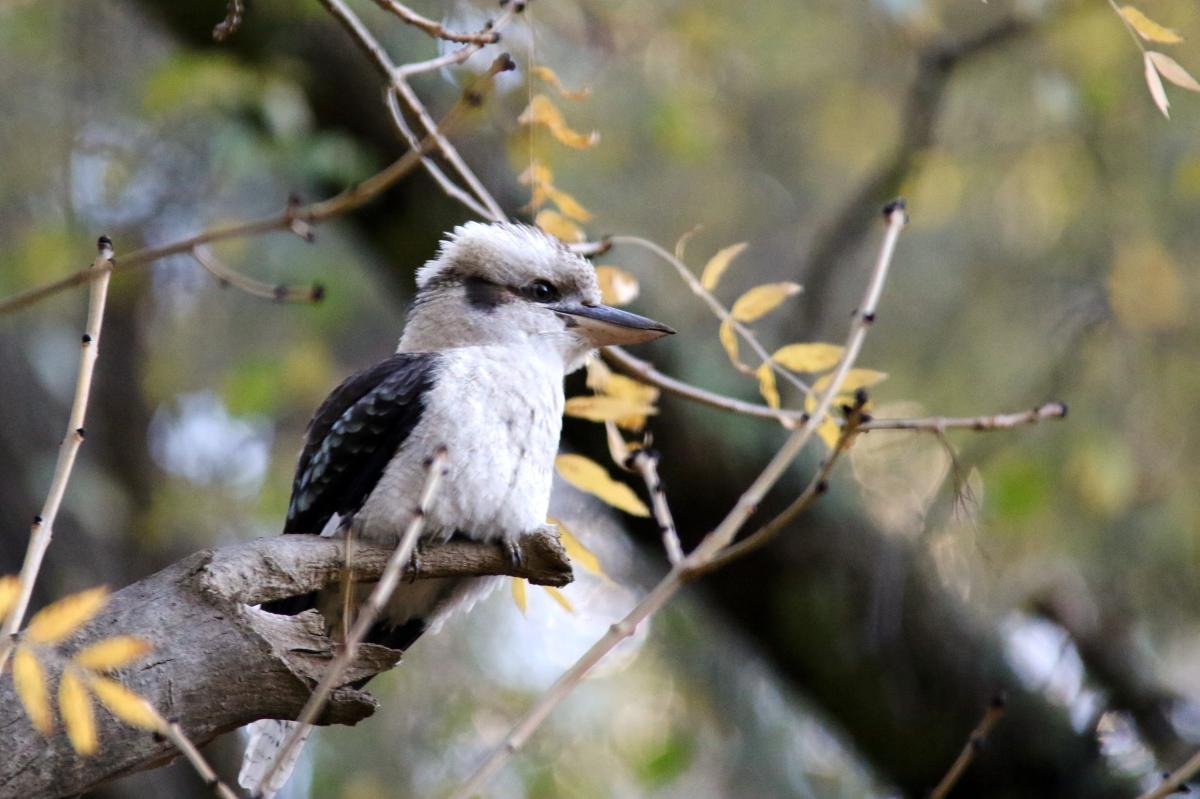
2;0;1200;796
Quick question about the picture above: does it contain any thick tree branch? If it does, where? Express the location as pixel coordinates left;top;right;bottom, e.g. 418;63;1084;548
0;531;572;798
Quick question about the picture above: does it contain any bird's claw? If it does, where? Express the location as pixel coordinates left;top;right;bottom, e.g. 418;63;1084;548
505;539;524;572
406;545;423;582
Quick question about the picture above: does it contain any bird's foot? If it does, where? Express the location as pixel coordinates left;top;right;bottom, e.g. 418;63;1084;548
505;538;524;572
405;545;423;582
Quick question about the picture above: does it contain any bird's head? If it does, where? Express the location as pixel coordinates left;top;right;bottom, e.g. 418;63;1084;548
399;222;674;370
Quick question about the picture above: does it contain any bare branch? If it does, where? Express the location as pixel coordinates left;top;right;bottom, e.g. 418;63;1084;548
0;237;114;676
0;531;572;798
159;721;240;799
449;204;907;799
371;0;500;44
929;695;1008;799
1139;753;1200;799
627;448;683;564
192;245;324;304
0;76;486;316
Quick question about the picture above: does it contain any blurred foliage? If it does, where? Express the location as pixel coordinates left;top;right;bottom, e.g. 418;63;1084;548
4;0;1200;795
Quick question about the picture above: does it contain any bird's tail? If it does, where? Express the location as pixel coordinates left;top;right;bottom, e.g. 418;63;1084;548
239;719;312;799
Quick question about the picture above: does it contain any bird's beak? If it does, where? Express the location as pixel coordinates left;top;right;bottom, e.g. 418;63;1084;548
550;303;675;347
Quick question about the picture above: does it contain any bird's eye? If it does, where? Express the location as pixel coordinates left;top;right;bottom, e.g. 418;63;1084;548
523;280;560;303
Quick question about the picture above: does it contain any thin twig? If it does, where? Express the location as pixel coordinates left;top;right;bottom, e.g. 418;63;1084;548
609;235;813;398
627;448;683;564
1138;753;1200;799
251;449;448;796
0;237;114;675
159;718;241;799
693;397;868;577
928;695;1008;799
603;347;1068;433
393;0;524;80
0;79;484;317
372;0;500;44
317;0;510;222
393;78;508;222
192;246;324;304
448;203;907;799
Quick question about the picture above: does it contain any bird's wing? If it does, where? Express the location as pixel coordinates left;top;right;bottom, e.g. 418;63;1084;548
283;352;441;535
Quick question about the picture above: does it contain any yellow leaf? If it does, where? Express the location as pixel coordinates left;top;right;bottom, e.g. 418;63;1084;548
0;575;19;621
544;185;593;222
555;454;650;516
756;363;781;409
14;647;52;734
730;282;803;323
511;578;527;615
26;586;108;645
718;319;744;370
1120;6;1183;44
817;416;842;451
1144;52;1171;118
595;266;639;306
534;209;585;243
772;342;845;373
88;675;160;730
531;65;592;100
565;395;658;425
519;94;599;149
1148;51;1200;91
519;162;553;209
813;369;888;395
59;671;97;755
549;516;603;576
586;360;660;406
542;586;575;613
700;242;748;291
73;636;153;672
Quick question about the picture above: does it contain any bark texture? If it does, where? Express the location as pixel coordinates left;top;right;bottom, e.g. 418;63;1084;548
0;531;572;798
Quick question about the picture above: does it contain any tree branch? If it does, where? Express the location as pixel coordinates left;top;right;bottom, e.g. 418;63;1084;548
0;530;572;798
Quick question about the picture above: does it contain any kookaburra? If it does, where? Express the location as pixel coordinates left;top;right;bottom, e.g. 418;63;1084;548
239;222;673;795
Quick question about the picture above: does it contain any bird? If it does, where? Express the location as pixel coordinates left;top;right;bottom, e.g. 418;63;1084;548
239;221;674;796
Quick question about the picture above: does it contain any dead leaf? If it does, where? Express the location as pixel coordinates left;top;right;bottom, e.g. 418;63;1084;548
511;578;527;614
718;319;745;371
813;368;888;395
542;586;575;613
756;363;781;409
535;209;585;243
565;395;658;425
0;575;19;620
772;342;845;373
550;517;604;576
14;647;52;733
531;65;592;100
1120;6;1183;44
73;637;153;672
595;266;639;306
730;282;802;323
59;671;97;755
1145;52;1171;118
26;586;108;645
700;242;748;291
1148;51;1200;91
87;675;160;730
544;185;593;222
555;454;650;516
519;94;599;149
